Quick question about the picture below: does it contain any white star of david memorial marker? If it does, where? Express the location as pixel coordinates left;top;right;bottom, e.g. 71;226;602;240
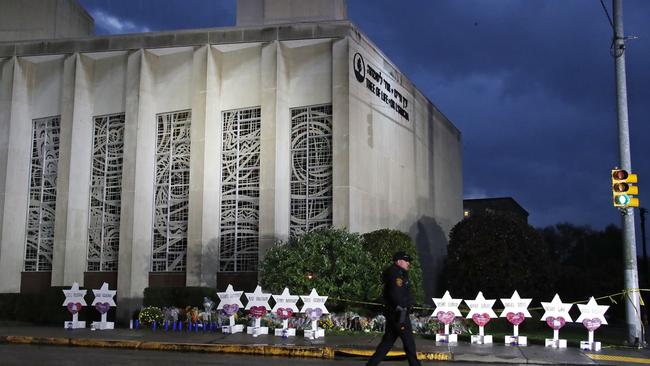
92;282;116;306
465;291;497;319
465;291;497;343
499;290;533;343
576;297;608;324
272;287;300;337
431;291;462;342
91;282;116;330
300;288;329;314
271;287;300;313
499;290;532;318
62;282;87;329
431;291;462;317
541;294;573;347
541;294;573;322
244;285;272;335
244;285;271;310
577;297;609;349
300;289;328;339
216;284;244;310
216;284;244;333
63;282;87;306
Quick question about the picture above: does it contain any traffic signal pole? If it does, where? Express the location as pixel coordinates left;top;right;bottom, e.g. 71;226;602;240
613;0;642;346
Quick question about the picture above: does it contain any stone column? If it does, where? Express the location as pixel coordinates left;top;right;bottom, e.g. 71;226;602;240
256;40;290;283
129;49;156;298
199;46;221;288
258;41;278;264
274;41;291;242
0;58;32;292
52;53;94;286
117;49;155;322
186;45;208;286
0;58;14;270
332;38;350;228
51;53;77;285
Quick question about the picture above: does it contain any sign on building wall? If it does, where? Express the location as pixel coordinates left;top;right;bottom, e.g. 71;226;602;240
350;45;413;124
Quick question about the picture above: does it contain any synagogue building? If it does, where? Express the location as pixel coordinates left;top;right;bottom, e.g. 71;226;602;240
0;0;462;320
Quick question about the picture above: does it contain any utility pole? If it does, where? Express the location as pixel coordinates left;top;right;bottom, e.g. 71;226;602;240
641;207;648;281
613;0;642;346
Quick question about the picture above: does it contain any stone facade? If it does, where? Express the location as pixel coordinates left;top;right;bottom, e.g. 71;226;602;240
0;20;462;321
0;0;94;42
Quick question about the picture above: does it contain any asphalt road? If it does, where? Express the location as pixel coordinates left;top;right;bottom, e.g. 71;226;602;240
0;344;529;366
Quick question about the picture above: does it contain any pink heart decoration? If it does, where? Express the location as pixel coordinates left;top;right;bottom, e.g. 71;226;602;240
506;312;526;326
94;302;111;314
582;318;602;332
276;307;294;320
436;311;455;325
249;306;267;318
66;302;82;315
472;313;491;327
222;303;239;316
305;308;323;321
546;316;566;330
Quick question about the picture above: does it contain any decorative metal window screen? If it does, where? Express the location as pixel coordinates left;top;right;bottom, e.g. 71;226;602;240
25;116;60;271
290;104;333;237
152;110;191;272
87;113;125;271
219;107;261;272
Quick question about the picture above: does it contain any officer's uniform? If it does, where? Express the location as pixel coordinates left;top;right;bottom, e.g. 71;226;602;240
366;253;421;366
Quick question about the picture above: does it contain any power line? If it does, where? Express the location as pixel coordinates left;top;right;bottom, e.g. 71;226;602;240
600;0;615;31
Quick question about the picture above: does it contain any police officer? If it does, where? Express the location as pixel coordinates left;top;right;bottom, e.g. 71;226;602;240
366;251;421;366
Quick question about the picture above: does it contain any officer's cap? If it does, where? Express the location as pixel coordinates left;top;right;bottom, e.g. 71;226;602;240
392;251;411;262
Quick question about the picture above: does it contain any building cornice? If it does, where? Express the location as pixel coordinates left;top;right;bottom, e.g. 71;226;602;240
0;20;353;58
0;19;460;137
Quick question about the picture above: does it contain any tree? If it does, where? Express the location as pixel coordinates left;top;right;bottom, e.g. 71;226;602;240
260;228;378;310
446;212;556;300
362;229;425;304
539;224;624;302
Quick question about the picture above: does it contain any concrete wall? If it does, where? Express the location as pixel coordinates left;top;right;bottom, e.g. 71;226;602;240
346;37;462;299
0;0;94;42
237;0;347;26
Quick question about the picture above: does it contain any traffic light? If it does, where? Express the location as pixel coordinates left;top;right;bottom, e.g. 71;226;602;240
612;169;639;208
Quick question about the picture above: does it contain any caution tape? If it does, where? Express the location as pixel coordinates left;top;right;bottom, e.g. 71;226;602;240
330;289;650;315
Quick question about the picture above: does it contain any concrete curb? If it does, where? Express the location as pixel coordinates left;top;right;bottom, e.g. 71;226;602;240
0;335;601;364
0;335;453;361
0;335;335;359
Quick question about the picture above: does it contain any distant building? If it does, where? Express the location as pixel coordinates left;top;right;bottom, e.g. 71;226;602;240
463;197;529;223
0;0;462;321
0;0;94;42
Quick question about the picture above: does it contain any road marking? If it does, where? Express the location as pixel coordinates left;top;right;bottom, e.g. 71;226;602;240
586;353;650;364
336;348;450;360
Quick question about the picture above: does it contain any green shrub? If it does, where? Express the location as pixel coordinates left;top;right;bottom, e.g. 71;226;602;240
362;229;425;304
260;228;377;312
8;287;95;325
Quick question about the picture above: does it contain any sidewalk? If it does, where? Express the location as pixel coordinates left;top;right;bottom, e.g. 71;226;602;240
1;324;649;364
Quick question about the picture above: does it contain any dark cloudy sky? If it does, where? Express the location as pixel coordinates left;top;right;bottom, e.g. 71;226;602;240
77;0;650;232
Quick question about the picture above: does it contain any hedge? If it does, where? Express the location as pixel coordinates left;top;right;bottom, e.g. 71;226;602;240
0;287;119;325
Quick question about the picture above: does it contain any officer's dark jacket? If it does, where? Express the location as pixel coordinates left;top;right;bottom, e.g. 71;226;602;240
381;263;413;312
